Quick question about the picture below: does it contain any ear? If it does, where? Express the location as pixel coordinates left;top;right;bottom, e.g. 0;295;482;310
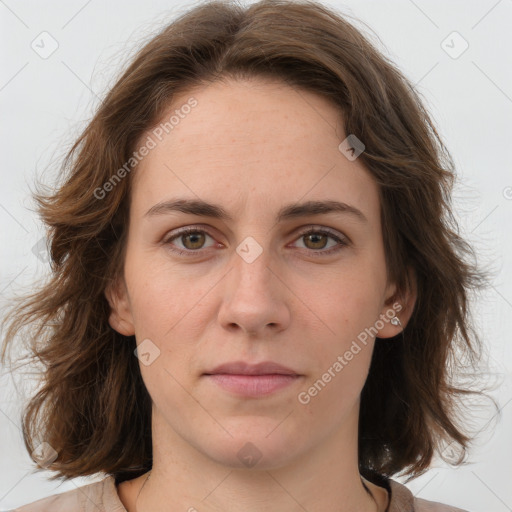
104;275;135;336
376;266;417;339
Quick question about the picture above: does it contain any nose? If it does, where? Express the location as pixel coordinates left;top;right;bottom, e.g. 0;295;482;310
217;243;291;337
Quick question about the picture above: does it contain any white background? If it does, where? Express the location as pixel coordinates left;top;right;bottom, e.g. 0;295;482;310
0;0;511;511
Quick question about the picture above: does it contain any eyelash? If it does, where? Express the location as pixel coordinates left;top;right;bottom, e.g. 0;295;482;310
162;225;348;258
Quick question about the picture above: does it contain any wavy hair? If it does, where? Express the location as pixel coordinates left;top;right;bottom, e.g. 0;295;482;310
0;0;497;486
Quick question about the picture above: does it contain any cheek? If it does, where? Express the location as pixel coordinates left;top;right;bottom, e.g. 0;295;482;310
307;271;384;340
125;251;209;331
298;276;379;410
297;269;384;390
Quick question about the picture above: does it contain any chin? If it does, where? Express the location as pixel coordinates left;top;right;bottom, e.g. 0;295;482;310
199;423;307;471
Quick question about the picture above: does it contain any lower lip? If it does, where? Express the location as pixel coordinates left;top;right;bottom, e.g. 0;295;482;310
204;374;301;397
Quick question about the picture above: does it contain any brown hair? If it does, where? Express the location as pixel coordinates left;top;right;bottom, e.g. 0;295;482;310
0;0;498;486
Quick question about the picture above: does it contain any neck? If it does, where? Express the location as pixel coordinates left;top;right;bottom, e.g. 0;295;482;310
127;407;383;512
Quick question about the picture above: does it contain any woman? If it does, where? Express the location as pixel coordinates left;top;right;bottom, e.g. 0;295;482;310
1;0;494;511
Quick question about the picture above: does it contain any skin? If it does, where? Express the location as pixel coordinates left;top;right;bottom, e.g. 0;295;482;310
106;77;416;512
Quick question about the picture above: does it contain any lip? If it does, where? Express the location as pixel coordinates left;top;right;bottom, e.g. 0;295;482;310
204;374;302;397
203;361;302;397
204;361;300;376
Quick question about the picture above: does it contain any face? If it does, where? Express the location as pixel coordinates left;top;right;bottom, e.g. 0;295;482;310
106;77;408;470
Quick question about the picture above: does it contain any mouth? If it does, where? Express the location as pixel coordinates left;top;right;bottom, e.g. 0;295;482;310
203;360;303;397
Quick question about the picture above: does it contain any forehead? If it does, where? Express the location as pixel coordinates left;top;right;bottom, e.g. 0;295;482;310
130;77;379;223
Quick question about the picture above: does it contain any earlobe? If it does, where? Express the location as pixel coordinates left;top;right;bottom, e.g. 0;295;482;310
104;276;135;337
377;267;417;339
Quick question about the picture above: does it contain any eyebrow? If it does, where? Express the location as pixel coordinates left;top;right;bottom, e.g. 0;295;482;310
144;198;368;223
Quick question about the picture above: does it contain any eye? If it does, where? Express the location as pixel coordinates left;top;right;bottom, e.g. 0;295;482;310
163;227;218;256
291;227;348;256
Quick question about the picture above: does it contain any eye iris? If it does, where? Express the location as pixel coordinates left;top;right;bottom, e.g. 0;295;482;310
304;233;327;249
182;232;205;249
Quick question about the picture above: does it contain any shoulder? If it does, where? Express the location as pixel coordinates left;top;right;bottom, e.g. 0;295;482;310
387;478;471;512
12;475;126;512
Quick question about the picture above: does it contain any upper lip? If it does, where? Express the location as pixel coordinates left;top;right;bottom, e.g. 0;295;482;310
204;361;301;376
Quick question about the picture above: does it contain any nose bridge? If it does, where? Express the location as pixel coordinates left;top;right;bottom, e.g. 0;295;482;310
218;234;290;334
232;234;274;296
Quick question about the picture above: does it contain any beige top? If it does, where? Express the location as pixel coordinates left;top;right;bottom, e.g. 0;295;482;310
12;474;470;512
